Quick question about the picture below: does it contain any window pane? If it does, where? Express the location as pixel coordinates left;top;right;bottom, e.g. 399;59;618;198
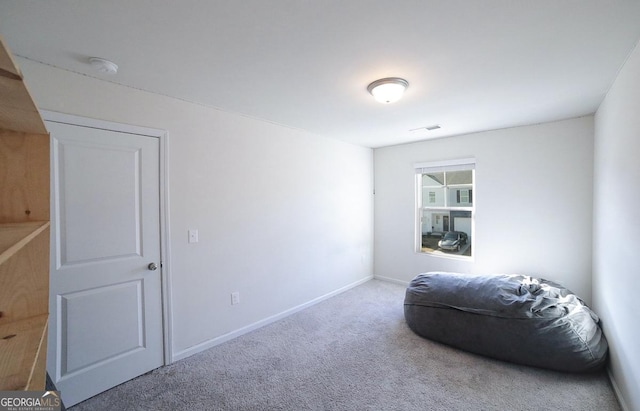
422;173;444;187
449;187;473;206
420;210;443;252
416;162;474;258
421;210;450;235
446;170;472;185
422;187;445;206
421;209;472;256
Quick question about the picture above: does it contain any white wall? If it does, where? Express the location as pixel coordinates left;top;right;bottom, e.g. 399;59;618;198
374;117;594;302
18;58;374;360
593;40;640;411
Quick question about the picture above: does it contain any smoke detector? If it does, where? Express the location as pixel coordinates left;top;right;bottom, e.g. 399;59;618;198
89;57;118;74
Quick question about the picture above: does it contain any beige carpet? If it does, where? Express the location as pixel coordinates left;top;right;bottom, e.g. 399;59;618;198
71;279;619;410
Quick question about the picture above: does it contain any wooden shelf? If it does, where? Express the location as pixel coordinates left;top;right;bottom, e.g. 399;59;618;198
0;35;50;392
0;37;47;135
0;221;49;265
0;222;50;326
0;314;48;390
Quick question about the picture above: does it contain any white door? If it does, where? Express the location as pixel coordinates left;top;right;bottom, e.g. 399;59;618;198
46;120;164;406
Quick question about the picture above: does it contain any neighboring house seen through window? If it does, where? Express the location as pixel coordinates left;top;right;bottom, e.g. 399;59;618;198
416;158;475;257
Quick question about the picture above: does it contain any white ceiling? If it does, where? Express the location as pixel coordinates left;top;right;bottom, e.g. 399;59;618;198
1;1;640;148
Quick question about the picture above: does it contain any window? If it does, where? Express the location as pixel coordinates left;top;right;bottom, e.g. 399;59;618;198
458;189;471;204
416;158;475;257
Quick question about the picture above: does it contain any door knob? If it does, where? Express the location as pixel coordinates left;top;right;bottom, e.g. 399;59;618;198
148;262;158;271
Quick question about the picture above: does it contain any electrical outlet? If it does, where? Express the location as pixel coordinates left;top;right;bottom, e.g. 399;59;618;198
231;291;240;305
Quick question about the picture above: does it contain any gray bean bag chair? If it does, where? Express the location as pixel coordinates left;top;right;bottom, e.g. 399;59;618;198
404;272;608;372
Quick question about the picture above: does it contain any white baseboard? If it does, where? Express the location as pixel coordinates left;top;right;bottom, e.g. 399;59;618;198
172;275;374;362
374;275;410;286
607;368;630;411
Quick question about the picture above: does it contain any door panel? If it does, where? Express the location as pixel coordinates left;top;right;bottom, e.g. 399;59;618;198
60;280;144;375
46;120;163;407
58;142;142;265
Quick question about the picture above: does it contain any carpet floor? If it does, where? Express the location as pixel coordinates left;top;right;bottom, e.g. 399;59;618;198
70;279;620;411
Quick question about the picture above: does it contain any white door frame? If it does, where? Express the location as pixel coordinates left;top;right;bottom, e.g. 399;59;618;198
42;110;174;366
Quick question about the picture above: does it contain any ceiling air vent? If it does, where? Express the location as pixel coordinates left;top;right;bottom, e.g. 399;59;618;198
410;125;442;133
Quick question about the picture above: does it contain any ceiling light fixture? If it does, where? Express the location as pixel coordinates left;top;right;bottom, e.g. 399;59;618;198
89;57;118;74
367;77;409;104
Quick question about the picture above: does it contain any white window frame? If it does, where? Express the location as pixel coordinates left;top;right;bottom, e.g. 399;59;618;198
415;158;475;258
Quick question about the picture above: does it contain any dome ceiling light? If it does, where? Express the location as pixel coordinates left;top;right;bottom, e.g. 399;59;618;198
367;77;409;104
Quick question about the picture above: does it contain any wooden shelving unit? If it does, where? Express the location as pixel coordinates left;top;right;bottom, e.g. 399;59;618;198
0;36;50;391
